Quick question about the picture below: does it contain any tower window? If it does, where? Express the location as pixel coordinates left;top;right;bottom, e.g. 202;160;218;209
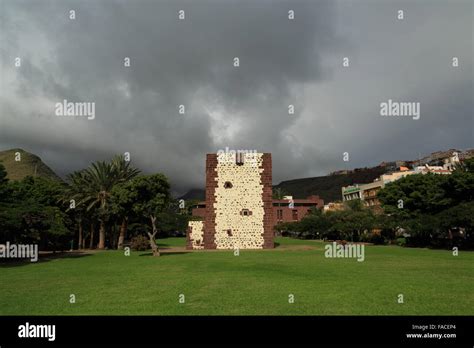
236;152;244;166
241;209;252;216
224;181;233;189
226;229;232;236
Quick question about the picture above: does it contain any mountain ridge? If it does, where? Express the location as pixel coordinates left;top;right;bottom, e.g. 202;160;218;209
178;165;387;203
179;148;474;203
2;147;472;202
0;148;62;182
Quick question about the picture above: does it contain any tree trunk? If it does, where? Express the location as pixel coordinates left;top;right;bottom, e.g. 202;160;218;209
81;232;86;249
98;220;106;249
148;216;160;256
78;222;83;250
89;223;95;249
117;217;128;250
111;223;116;249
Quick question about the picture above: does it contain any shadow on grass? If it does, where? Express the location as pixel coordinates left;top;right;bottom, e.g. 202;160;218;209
274;242;281;248
138;251;191;257
157;243;186;248
0;251;93;268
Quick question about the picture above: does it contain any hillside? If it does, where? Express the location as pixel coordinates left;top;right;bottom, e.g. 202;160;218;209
273;166;387;203
179;188;206;201
0;148;62;182
180;166;387;203
179;148;473;203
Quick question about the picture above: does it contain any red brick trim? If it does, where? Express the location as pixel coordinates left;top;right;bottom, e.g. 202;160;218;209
261;153;274;248
185;225;192;250
203;154;217;249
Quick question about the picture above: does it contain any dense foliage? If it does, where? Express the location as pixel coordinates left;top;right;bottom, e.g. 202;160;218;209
377;158;474;248
0;156;191;253
277;159;474;249
0;165;70;250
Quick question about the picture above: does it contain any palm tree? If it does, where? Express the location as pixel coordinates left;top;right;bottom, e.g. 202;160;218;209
62;171;89;249
272;187;289;200
80;156;140;249
110;156;141;249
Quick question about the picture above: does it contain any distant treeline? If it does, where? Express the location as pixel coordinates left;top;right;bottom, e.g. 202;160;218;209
0;156;191;256
276;159;474;249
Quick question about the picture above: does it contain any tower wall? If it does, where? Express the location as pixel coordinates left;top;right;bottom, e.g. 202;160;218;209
199;152;273;249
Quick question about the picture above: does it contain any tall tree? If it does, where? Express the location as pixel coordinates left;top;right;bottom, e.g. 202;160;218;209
118;174;171;256
111;183;136;249
272;187;289;200
378;162;474;247
0;163;8;200
0;162;8;185
75;156;140;249
62;171;89;249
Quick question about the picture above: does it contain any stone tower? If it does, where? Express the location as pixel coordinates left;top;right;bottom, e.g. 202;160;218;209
186;152;274;249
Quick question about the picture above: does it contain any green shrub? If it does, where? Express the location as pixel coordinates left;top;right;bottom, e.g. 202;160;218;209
130;235;149;251
396;237;406;247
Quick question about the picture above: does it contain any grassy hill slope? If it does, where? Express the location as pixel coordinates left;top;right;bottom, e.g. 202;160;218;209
0;148;62;182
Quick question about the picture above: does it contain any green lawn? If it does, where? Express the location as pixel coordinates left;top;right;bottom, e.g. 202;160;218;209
0;237;472;315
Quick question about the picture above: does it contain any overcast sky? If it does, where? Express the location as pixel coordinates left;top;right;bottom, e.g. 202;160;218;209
1;0;472;195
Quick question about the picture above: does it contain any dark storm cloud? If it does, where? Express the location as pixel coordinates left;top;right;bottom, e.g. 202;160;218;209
0;0;472;195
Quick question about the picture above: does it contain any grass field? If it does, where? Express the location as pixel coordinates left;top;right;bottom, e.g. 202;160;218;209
0;237;472;315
